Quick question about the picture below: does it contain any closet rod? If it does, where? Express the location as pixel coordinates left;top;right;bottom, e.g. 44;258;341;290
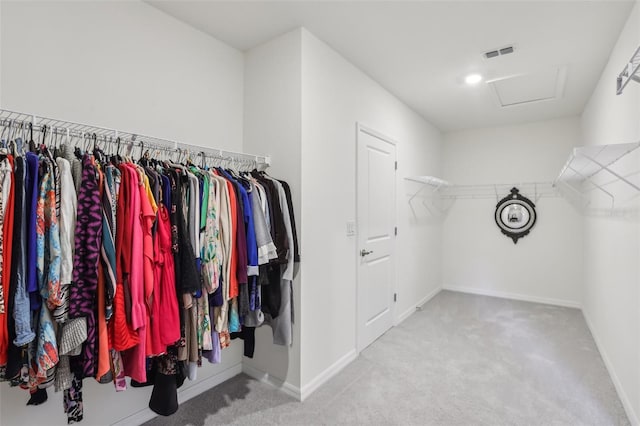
0;108;271;168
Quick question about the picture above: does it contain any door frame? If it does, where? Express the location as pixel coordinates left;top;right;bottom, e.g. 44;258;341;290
355;122;398;354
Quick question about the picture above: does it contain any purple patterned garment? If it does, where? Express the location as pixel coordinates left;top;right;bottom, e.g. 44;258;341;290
69;155;102;379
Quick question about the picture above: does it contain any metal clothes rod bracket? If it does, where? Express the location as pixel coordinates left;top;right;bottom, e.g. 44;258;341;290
405;176;452;203
616;45;640;95
0;108;271;169
567;163;615;209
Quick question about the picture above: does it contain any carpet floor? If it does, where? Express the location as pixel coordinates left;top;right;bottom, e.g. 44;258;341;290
144;290;629;425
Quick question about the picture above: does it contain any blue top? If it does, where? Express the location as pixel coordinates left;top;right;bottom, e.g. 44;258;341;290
25;152;41;311
219;170;258;275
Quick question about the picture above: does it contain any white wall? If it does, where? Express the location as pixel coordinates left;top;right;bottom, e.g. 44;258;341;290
442;117;583;307
0;0;243;150
300;29;443;391
580;1;640;422
242;28;443;399
242;28;303;391
0;1;245;425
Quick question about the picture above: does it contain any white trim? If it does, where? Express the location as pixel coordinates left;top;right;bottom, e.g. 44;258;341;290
112;363;243;426
241;364;302;401
395;286;442;325
396;304;417;326
355;123;398;353
486;65;567;108
242;349;357;403
441;284;581;309
583;310;639;426
356;123;399;146
416;286;442;309
299;349;358;401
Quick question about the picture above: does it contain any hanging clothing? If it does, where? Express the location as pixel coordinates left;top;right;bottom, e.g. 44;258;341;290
69;154;102;379
53;157;76;324
110;163;139;352
13;155;35;347
0;123;298;423
33;155;60;384
150;204;179;355
122;163;147;383
0;156;14;376
25;152;40;312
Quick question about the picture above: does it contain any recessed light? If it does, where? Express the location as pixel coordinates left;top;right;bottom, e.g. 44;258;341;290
465;74;483;85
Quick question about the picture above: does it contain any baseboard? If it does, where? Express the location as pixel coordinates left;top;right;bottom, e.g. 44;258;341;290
582;310;639;426
242;349;358;403
299;349;357;401
441;284;581;309
416;286;442;309
395;286;442;325
112;363;243;426
242;363;302;401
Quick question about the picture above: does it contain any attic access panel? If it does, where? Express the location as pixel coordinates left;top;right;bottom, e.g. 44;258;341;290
488;66;567;107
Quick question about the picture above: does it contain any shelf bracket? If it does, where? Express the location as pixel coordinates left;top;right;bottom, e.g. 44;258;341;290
555;179;590;207
616;45;640;95
567;164;616;209
408;185;427;203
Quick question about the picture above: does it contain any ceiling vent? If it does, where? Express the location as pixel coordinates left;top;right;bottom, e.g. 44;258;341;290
484;45;515;59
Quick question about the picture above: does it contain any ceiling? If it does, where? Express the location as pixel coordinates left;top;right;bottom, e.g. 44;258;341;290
148;1;635;132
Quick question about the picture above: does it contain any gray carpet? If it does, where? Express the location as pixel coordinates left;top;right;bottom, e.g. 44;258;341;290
144;290;629;425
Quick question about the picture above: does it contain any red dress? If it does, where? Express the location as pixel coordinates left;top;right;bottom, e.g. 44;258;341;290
150;204;180;355
109;165;139;352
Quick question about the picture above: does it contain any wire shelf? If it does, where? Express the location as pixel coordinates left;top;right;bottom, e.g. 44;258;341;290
553;142;640;210
405;176;556;203
616;45;640;95
0;109;271;169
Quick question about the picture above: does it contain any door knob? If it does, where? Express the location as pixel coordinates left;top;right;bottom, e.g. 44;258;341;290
360;249;373;257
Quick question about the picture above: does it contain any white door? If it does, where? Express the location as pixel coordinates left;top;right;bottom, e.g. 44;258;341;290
356;124;396;353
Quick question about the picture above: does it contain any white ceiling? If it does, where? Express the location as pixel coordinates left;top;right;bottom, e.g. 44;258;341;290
148;1;634;132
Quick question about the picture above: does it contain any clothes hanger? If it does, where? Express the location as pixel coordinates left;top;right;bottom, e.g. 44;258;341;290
27;122;34;152
39;124;48;152
6;137;16;156
74;132;84;159
50;126;56;150
199;151;206;169
81;132;89;154
105;136;112;157
192;151;201;169
96;134;111;165
63;126;70;147
7;120;15;144
91;133;98;154
46;125;55;154
10;121;25;157
126;139;135;163
110;136;122;165
56;126;64;151
49;126;58;157
0;120;9;148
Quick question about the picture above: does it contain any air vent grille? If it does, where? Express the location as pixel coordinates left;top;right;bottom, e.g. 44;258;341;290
484;45;515;59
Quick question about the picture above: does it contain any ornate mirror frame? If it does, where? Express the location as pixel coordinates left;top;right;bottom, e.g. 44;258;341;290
494;187;537;244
